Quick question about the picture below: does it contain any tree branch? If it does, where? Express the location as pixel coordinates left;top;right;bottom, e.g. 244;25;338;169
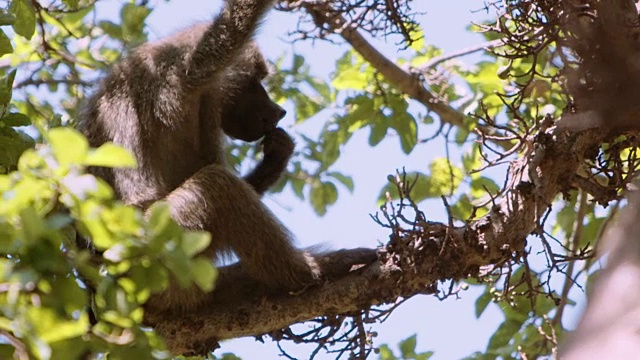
294;2;513;149
300;3;465;128
147;123;612;355
420;39;504;71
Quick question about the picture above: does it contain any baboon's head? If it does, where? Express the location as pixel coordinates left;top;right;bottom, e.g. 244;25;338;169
220;44;286;142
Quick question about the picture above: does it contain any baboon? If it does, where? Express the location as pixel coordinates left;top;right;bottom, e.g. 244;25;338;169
77;0;320;312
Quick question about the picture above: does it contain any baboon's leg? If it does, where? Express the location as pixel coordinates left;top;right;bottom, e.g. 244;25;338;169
164;164;319;290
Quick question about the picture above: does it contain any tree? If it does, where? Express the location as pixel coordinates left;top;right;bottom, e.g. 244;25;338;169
0;0;638;359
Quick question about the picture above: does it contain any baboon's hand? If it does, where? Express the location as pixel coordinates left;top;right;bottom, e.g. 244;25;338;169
262;127;294;163
245;128;294;195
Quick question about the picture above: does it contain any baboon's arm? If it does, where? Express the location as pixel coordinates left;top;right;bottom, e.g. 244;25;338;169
186;0;276;88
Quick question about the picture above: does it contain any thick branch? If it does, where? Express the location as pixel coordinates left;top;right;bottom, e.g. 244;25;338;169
147;124;611;355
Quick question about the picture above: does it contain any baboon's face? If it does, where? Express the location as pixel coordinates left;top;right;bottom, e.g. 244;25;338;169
220;76;286;142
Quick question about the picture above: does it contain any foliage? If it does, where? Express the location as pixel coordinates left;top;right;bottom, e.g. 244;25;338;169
0;126;217;358
377;335;433;360
1;4;216;357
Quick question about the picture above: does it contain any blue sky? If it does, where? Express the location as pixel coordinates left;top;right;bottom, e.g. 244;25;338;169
94;1;584;359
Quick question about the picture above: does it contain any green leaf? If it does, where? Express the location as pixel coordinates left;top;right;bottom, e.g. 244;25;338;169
50;276;88;312
451;195;476;220
148;202;182;248
487;319;521;351
98;20;123;40
377;160;462;205
294;95;322;121
0;69;16;106
290;178;305;200
553;198;578;236
0;345;14;359
475;291;492;318
27;308;89;342
20;206;46;242
465;62;503;91
332;51;373;91
57;5;93;32
378;344;397;360
0;10;16;26
0;30;13;57
48;127;89;166
0;130;33;168
310;181;338;216
130;261;168;294
327;172;354;192
427;158;463;196
9;0;36;40
470;176;500;199
320;130;342;168
121;3;151;43
1;112;30;127
344;95;375;129
333;70;369;90
497;61;512;79
181;231;211;258
79;204;114;249
455;124;470;144
85;143;137;168
462;146;482;173
581;215;604;248
306;77;332;104
62;0;79;9
369;121;388;147
416;351;434;360
393;113;418;154
50;339;88;360
292;53;304;73
408;28;425;52
190;257;217;292
399;335;417;358
218;354;243;360
378;172;425;205
0;316;11;331
102;205;141;236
